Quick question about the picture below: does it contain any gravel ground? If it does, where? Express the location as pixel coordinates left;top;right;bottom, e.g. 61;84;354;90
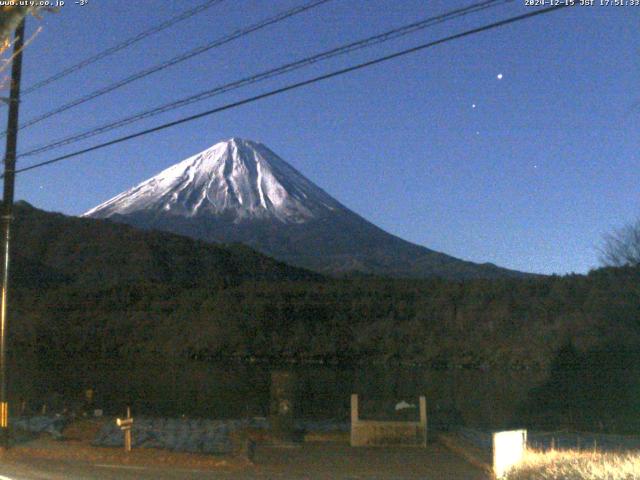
0;443;490;480
0;418;489;480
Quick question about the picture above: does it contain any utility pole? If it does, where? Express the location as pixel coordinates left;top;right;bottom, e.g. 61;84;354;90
0;18;26;448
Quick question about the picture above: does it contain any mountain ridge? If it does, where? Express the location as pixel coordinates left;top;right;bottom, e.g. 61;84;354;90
85;138;529;280
85;138;340;223
12;201;318;289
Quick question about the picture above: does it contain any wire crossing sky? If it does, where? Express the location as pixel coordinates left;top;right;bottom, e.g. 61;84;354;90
18;0;509;159
5;0;333;136
19;0;226;95
9;0;640;276
11;3;569;175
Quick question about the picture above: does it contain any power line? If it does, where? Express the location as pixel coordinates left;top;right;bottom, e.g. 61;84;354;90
20;0;226;96
10;4;572;177
6;0;333;137
20;0;509;159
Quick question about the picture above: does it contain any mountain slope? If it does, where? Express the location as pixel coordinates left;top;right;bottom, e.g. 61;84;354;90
85;138;527;280
84;138;340;224
11;201;318;289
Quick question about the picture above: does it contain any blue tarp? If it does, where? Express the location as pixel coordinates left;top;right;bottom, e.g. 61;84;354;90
92;417;349;454
93;417;249;454
12;415;68;439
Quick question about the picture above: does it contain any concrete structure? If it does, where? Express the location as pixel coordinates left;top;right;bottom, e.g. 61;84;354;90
493;429;527;478
350;394;427;447
270;370;296;443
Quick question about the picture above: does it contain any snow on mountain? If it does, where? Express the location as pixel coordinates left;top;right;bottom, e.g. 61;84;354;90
84;137;528;280
84;138;340;224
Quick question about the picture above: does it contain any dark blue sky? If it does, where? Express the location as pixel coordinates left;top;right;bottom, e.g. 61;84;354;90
10;0;639;275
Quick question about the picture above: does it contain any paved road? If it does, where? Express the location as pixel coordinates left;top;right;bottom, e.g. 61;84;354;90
0;459;237;480
0;443;490;479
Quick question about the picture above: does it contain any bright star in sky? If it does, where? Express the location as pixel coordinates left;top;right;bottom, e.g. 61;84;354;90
15;3;636;275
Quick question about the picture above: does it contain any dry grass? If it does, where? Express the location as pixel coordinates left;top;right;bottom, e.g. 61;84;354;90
2;436;241;470
504;449;640;480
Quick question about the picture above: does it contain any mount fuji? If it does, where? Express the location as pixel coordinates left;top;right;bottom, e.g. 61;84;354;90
84;138;525;279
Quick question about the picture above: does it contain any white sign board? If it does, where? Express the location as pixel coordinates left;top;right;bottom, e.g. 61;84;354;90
493;429;527;478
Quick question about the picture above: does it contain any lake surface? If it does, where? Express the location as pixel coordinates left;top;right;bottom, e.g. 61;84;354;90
10;360;547;431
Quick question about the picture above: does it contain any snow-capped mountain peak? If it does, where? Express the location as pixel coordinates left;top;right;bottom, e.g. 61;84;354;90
84;138;340;223
83;138;527;279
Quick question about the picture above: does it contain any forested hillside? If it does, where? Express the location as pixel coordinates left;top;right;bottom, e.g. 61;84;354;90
8;203;639;371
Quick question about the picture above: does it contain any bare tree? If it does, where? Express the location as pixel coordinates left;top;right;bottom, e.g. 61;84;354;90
600;218;640;267
1;6;54;47
0;8;47;99
0;7;32;45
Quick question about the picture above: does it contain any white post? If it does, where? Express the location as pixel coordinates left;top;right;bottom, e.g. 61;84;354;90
419;396;427;446
116;406;134;453
351;394;359;423
493;429;527;478
350;394;359;446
